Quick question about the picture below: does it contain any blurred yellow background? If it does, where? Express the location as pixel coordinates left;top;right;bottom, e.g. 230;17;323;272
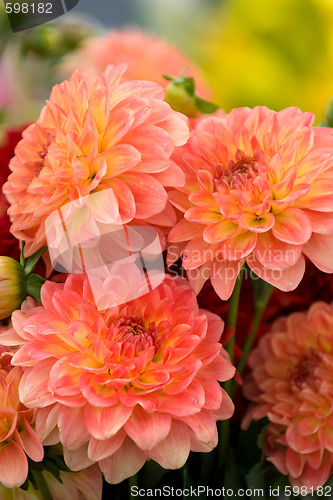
185;0;333;121
2;0;333;123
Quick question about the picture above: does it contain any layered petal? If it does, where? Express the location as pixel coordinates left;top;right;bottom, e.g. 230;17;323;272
9;274;234;484
4;64;189;257
243;300;333;489
168;106;333;300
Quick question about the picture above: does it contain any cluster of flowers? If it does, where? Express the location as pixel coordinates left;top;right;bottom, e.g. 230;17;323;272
1;26;333;497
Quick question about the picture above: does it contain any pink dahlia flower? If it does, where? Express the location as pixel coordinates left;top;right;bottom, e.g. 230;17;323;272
3;273;234;483
168;107;333;299
3;65;189;258
243;301;333;489
0;364;43;488
61;28;212;98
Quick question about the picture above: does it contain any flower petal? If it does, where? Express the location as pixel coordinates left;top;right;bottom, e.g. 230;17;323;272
168;219;203;243
272;208;312;244
186;262;213;295
285;447;305;478
303;233;333;272
18;359;56;408
84;403;132;440
147;420;191;469
247;254;305;291
183;237;219;269
15;419;44;462
124;406;172;450
211;259;245;301
255;231;302;269
88;430;126;461
58;406;90;449
64;442;95;471
203;220;238;244
121;172;167;219
0;441;28;488
99;437;146;484
220;231;257;260
185;207;221;224
238;212;275;233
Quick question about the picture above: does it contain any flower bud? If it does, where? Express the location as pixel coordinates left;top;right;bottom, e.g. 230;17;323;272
165;80;198;117
164;74;218;118
0;256;26;319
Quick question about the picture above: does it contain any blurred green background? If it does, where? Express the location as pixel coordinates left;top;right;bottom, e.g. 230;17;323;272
2;0;333;122
133;0;333;121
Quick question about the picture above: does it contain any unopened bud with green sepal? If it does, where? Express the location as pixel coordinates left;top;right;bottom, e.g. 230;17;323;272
0;256;27;319
164;70;219;118
0;246;47;319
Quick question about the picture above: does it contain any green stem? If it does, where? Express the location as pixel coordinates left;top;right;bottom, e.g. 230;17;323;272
218;266;244;469
225;266;245;380
26;274;46;303
236;283;273;380
218;419;230;471
128;474;138;498
32;470;53;500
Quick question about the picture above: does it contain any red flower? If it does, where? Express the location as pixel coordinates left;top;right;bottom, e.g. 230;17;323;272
0;126;26;258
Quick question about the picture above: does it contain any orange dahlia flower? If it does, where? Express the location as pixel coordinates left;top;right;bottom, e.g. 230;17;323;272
0;363;43;488
243;301;333;489
168;107;333;299
2;273;235;483
61;28;212;98
3;65;189;258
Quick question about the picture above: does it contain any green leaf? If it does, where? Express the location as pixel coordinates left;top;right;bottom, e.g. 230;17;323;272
141;460;168;488
182;467;191;490
28;458;44;472
19;476;30;491
271;473;289;491
46;454;72;473
42;458;63;483
257;420;269;450
31;470;53;500
246;462;266;498
224;447;245;491
162;74;174;81
251;273;274;313
26;469;38;490
195;96;219;114
324;97;333;127
182;76;196;96
20;241;26;268
163;72;195;95
24;247;47;276
234;419;269;475
26;274;46;303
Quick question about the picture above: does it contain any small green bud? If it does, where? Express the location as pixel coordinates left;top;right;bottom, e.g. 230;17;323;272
164;71;219;118
165;81;198;117
0;256;26;319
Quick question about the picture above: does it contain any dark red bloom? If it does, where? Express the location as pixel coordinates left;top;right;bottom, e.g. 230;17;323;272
0;126;26;258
